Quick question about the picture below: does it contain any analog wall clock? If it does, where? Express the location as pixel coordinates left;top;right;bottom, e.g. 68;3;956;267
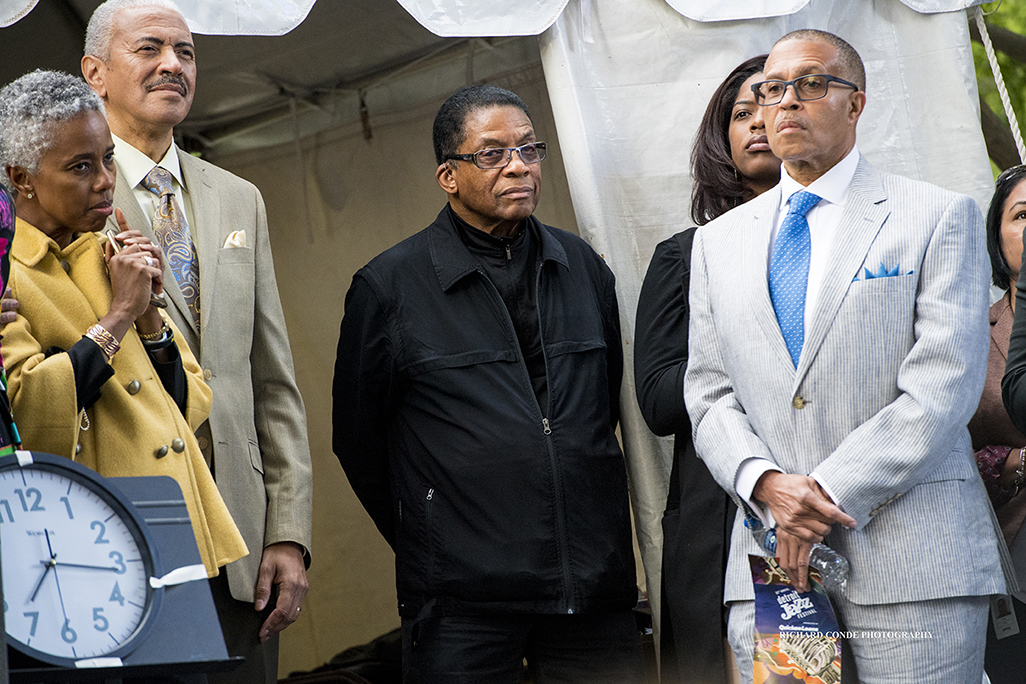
0;452;164;667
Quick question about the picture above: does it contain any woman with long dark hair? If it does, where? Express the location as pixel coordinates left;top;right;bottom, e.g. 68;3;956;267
634;55;779;683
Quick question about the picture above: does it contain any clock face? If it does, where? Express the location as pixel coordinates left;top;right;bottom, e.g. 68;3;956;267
0;455;161;666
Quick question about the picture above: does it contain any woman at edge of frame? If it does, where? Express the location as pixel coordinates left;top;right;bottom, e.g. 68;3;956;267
634;54;780;683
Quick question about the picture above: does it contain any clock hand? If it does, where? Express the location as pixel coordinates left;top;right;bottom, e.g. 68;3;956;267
28;559;54;602
44;528;55;559
45;531;71;623
45;560;119;571
29;530;59;603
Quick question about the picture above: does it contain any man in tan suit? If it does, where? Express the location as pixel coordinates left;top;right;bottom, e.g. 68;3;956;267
79;1;313;681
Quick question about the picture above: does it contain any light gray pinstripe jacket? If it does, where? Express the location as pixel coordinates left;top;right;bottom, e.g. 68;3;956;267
685;157;1014;605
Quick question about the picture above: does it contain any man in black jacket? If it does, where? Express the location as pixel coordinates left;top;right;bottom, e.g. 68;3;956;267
333;85;640;683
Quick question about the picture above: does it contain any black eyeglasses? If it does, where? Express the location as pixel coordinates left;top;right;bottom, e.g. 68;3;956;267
446;142;547;169
751;74;859;106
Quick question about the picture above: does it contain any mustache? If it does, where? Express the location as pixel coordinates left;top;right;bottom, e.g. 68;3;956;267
145;74;188;94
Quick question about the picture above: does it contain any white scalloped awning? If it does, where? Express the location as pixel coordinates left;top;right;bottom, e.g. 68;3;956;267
0;0;37;27
394;0;571;36
394;0;990;35
171;0;317;35
664;0;987;21
0;0;315;34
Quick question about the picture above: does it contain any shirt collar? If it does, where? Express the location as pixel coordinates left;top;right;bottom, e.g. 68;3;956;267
111;133;187;192
778;144;860;211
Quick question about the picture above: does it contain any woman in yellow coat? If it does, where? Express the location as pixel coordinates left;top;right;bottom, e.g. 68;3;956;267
0;70;246;577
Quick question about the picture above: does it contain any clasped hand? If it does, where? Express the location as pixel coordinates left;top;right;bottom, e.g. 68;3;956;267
753;471;856;591
104;209;165;332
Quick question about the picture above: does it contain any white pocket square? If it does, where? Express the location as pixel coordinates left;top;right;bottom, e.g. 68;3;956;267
223;230;247;248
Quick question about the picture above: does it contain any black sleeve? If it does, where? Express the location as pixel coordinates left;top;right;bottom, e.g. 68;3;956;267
64;338;115;411
634;229;696;437
604;268;624;431
332;274;398;549
1004;263;1026;432
147;343;187;414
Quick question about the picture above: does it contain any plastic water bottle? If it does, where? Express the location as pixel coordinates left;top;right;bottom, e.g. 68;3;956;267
745;517;849;591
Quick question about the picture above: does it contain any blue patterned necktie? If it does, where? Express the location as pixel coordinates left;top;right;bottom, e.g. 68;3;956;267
769;189;821;367
142;166;200;329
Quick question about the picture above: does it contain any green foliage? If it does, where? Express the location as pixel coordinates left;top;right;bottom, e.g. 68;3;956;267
975;1;1026;152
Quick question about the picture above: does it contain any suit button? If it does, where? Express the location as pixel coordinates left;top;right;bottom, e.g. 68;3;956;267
75;443;82;455
171;438;186;453
792;395;806;409
198;436;209;450
155;445;169;458
203;368;213;381
127;380;141;395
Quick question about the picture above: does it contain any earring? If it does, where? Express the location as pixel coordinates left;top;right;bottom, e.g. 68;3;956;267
26;192;33;199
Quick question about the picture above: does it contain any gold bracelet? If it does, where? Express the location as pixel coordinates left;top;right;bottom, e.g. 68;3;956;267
138;321;171;342
85;324;120;361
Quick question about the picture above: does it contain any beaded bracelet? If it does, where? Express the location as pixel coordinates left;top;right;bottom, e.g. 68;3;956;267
85;324;120;361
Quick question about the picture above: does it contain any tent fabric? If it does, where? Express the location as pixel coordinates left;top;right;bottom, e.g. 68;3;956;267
0;0;36;27
175;0;317;35
394;0;572;37
395;0;990;36
665;0;988;22
537;0;993;633
0;0;315;34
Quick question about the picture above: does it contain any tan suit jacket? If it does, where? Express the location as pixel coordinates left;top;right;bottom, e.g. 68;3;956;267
109;149;312;602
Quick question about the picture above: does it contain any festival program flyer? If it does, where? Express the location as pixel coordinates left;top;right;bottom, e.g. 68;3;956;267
749;555;841;684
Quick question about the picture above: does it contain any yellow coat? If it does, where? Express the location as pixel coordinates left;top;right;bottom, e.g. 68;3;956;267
2;219;247;576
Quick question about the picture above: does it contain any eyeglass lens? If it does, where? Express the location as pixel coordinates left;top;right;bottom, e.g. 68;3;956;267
475;142;546;168
757;76;831;104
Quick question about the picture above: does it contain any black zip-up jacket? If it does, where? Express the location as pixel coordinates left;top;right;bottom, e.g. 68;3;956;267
333;207;636;618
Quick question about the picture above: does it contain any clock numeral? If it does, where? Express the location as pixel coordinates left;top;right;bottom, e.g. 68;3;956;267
59;496;74;520
109;550;126;574
92;607;109;632
91;520;109;544
13;488;44;512
0;499;13;523
61;619;77;644
23;611;38;637
110;582;125;606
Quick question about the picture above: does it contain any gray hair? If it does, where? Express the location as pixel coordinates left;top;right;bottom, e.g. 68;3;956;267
85;0;184;62
0;70;106;193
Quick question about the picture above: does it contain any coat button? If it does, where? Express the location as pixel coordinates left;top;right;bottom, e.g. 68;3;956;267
127;380;141;395
792;395;806;409
171;438;186;453
198;436;209;450
59;260;71;273
203;368;213;381
75;443;82;454
155;445;169;458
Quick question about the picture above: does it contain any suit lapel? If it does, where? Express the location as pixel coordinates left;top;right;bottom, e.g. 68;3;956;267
795;159;889;384
179;150;220;338
743;189;796;370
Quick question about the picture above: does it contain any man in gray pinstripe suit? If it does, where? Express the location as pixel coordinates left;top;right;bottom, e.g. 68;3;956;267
685;29;1011;681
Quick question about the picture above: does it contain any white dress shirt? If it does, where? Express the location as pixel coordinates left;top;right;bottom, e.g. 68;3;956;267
735;145;861;526
111;133;196;229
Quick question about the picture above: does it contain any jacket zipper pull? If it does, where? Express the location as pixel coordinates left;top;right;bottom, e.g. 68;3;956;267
426;488;434;501
542;418;552;435
505;244;512;261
